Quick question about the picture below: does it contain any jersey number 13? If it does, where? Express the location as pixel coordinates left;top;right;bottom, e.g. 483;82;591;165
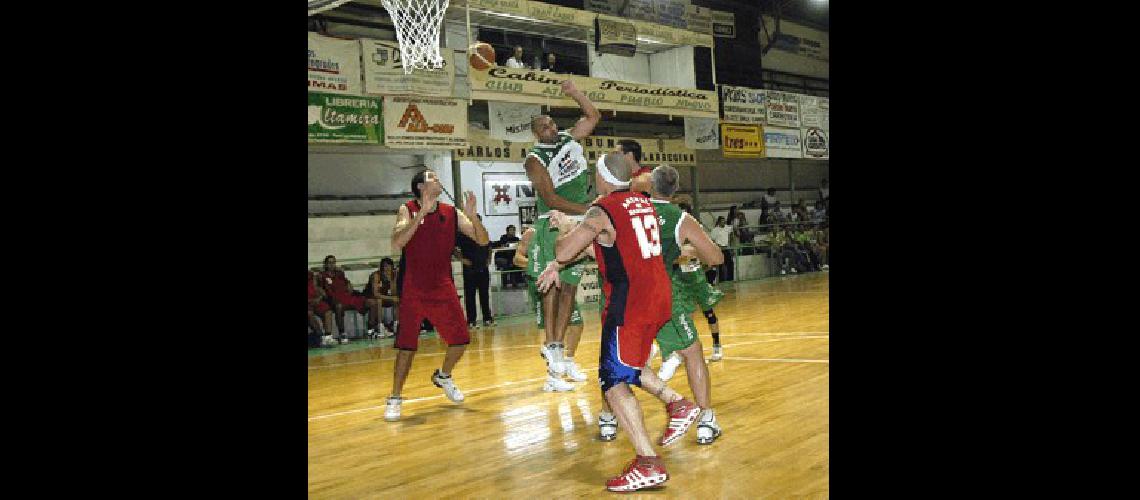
631;215;662;259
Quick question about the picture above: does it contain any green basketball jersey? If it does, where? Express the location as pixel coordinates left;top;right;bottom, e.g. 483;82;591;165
650;199;689;279
527;131;590;214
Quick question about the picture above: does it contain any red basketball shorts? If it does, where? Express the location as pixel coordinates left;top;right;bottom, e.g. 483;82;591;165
395;296;470;350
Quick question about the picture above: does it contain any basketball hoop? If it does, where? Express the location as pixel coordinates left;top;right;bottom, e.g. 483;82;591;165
381;0;450;74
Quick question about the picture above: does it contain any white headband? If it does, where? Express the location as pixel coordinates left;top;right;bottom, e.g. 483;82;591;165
597;154;630;188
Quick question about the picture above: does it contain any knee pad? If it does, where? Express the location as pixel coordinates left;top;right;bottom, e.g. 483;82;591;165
703;309;718;325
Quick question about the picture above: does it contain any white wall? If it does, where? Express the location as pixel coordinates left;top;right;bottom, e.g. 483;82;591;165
589;45;651;83
759;16;829;79
458;160;528;242
648;45;695;88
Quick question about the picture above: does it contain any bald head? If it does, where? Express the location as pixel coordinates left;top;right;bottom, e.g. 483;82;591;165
596;152;633;194
531;115;557;143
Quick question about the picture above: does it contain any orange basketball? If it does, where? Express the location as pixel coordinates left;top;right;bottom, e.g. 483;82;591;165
469;42;495;71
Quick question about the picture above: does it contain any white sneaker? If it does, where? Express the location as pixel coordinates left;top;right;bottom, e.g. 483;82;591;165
657;352;682;381
321;335;335;347
696;410;721;445
791;267;798;273
711;345;723;361
780;270;787;275
339;337;350;345
543;374;575;392
546;344;566;376
431;369;465;403
384;396;402;421
598;412;618;441
564;358;587;382
822;264;829;270
539;343;552;361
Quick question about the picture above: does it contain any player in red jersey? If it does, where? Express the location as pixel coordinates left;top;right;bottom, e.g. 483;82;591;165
384;169;489;422
308;270;334;346
619;139;653;196
319;255;373;344
538;153;700;493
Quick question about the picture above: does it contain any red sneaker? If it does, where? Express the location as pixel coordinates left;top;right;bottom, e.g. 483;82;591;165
605;456;668;492
659;398;701;446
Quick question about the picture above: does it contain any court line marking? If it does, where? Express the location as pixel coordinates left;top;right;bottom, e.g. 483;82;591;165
309;337;828;421
308;370;597;422
308;333;828;370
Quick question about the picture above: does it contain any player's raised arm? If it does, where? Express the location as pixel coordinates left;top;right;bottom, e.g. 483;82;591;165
562;79;601;141
456;190;490;245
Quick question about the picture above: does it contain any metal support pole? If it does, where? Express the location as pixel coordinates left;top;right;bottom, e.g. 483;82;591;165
690;165;701;218
710;43;718;88
788;160;795;203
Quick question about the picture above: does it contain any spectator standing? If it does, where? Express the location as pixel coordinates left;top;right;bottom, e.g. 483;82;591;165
709;216;734;282
456;215;494;328
734;213;755;256
813;224;829;270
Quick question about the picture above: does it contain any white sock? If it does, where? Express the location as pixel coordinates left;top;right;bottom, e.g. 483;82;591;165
700;408;715;422
600;411;615;421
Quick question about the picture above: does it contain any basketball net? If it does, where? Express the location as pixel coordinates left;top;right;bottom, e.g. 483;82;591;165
381;0;449;74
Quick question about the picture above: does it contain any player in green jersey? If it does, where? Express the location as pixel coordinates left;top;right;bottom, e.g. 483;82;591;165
525;78;601;392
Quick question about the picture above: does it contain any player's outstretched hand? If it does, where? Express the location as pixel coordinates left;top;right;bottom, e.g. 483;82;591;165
548;209;568;228
537;261;562;293
561;79;578;95
463;190;477;214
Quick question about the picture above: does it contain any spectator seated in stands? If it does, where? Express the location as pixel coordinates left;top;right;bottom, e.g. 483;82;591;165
309;270;335;348
364;257;398;338
505;46;527;69
767;223;793;275
812;199;828;224
319;255;374;344
794;224;822;272
785;224;814;272
795;199;811;223
542;52;557;72
492;224;524;288
734;213;756;255
770;201;787;224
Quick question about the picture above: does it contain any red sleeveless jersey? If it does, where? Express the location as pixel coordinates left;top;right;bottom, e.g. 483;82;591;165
592;190;671;331
397;200;459;300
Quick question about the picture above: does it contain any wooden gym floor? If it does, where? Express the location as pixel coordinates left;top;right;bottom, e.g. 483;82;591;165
308;272;829;498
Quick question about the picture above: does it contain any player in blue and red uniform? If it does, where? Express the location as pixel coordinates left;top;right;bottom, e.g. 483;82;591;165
537;153;701;493
384;169;489;422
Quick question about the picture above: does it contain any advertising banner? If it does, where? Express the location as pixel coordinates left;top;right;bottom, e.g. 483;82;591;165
361;39;455;97
308;32;363;95
721;123;764;158
721;85;767;124
307;92;382;144
383;96;468;148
